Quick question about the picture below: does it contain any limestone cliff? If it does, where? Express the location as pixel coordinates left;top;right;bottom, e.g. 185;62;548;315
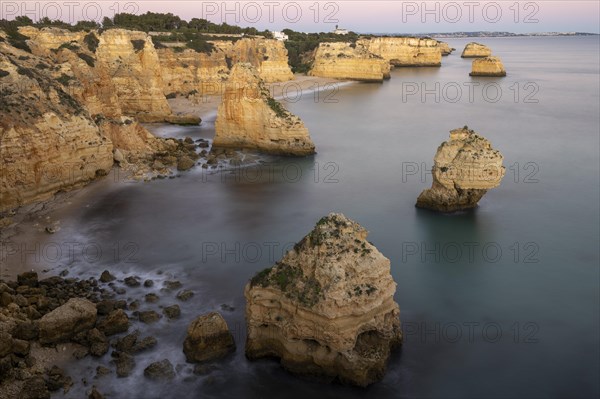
18;27;167;159
157;47;229;97
213;38;294;83
214;63;315;156
416;127;505;212
470;56;506;77
95;29;172;122
357;37;442;67
308;42;390;82
461;42;492;58
0;42;113;212
245;213;402;386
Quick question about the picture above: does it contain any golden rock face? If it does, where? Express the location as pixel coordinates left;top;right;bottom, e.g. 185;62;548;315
245;213;402;386
417;127;506;212
461;42;493;58
214;63;315;156
309;42;391;82
470;56;507;77
358;37;443;66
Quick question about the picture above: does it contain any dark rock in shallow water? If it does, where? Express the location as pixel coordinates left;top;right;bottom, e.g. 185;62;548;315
124;276;140;287
88;328;109;357
113;351;135;378
138;310;161;324
145;293;159;303
95;366;110;378
88;386;104;399
163;280;182;290
163;304;181;319
17;272;39;287
99;270;116;283
176;289;194;301
97;309;129;336
183;312;235;363
144;359;176;381
143;280;154;288
46;365;73;392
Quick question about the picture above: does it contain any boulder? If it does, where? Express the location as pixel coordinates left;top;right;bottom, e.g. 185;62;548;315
39;298;97;344
183;312;236;363
143;359;176;381
96;309;129;336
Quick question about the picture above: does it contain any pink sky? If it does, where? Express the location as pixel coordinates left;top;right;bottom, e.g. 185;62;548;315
2;1;598;33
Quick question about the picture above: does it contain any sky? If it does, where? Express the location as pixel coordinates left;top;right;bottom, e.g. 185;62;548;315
2;1;599;34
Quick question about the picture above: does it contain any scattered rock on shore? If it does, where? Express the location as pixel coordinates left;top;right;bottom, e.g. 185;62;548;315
183;312;236;363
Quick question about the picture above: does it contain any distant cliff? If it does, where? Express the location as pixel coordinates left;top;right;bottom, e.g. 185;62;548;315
309;42;390;82
357;37;442;67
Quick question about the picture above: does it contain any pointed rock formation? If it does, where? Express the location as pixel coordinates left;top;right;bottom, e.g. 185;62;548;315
461;42;492;58
470;56;506;77
416;127;505;212
309;42;390;82
245;213;402;386
214;63;315;156
438;41;455;56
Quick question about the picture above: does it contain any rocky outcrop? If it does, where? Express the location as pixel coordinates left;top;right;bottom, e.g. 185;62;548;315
0;40;113;212
416;127;505;212
39;298;97;344
470;56;506;77
213;38;294;82
157;47;229;96
461;42;492;58
438;41;455;56
309;42;390;82
357;37;442;66
183;312;235;363
214;63;315;156
95;29;172;122
245;213;402;386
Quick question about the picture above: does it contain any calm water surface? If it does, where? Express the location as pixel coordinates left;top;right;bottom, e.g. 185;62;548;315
4;37;599;398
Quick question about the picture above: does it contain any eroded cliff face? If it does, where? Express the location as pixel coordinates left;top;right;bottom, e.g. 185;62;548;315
95;29;172;122
19;27;167;159
245;213;402;386
416;127;505;212
438;41;455;56
470;56;506;77
461;42;492;58
357;37;442;66
309;42;390;82
214;63;315;156
0;42;113;212
157;47;229;97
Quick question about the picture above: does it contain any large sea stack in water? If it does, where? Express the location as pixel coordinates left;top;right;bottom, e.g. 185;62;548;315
416;127;505;212
245;213;402;386
214;63;315;156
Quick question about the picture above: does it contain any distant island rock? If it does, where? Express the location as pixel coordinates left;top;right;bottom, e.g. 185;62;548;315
245;213;402;386
416;127;505;212
461;42;492;58
214;63;315;156
309;42;390;82
470;56;507;77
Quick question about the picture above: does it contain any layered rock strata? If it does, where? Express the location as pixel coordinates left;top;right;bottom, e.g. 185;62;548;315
470;56;506;77
461;42;492;58
309;42;390;82
357;37;442;66
416;127;505;212
245;213;402;386
214;63;315;156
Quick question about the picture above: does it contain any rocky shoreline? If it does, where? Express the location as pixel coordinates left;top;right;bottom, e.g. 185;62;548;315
0;270;236;398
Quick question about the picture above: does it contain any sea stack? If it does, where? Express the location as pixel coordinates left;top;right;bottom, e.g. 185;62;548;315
214;63;315;156
245;213;402;386
438;41;455;56
470;56;507;77
461;42;492;58
416;127;505;212
309;42;391;82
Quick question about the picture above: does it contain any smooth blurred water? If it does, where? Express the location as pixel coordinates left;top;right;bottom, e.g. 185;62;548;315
4;37;599;398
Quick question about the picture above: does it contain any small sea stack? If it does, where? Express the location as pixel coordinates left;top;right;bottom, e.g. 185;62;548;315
245;213;402;386
461;42;492;58
470;56;507;77
416;126;505;212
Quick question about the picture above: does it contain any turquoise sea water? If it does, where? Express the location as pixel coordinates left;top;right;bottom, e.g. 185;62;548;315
3;36;599;398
